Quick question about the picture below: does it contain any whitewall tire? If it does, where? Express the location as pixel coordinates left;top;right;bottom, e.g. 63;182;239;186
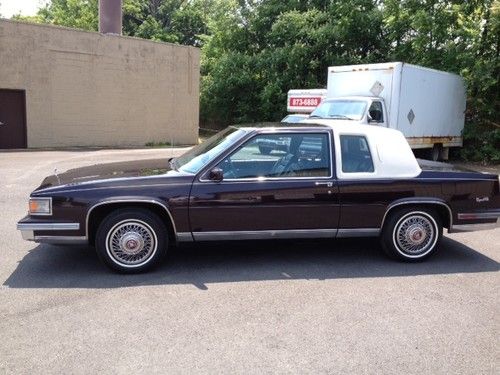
95;209;167;273
381;208;442;261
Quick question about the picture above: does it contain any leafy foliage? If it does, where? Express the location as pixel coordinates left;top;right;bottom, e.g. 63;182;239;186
12;0;500;162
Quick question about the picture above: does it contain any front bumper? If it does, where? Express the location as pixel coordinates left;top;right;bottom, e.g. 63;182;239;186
449;209;500;233
17;218;86;244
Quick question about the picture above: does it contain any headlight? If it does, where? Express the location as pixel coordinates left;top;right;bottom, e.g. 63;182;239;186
29;197;52;216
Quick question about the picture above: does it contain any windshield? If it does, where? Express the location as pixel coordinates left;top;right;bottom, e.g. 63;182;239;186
310;100;367;120
282;115;307;123
175;127;246;174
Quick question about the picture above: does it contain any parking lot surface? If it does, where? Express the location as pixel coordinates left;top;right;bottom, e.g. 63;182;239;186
0;149;498;374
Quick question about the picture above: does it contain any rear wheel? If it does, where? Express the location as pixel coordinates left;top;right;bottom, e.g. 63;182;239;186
380;207;442;262
95;208;167;273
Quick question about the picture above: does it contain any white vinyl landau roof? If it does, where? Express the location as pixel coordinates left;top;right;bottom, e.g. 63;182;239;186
301;119;422;179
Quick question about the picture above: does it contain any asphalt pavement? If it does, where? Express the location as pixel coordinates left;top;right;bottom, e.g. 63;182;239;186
0;148;498;374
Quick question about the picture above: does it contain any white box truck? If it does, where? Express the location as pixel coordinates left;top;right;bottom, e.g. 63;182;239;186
305;62;466;160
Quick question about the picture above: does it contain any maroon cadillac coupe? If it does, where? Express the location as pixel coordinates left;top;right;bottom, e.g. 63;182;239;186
17;122;500;273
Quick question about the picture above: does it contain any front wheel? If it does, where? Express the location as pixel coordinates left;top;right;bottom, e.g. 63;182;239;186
95;209;167;273
380;208;442;262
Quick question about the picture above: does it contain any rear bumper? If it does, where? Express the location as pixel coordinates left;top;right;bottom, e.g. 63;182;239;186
449;210;500;233
17;218;86;244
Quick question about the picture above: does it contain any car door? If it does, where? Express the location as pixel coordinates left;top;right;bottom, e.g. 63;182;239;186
188;130;340;240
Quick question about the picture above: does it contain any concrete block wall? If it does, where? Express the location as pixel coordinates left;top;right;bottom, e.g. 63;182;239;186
0;19;200;147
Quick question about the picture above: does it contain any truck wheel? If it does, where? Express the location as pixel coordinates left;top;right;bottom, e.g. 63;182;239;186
380;207;442;262
95;208;167;273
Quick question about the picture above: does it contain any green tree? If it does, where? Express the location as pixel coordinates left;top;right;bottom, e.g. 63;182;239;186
10;0;500;161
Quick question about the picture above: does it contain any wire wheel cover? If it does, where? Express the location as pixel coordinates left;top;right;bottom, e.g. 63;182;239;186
106;220;157;266
395;213;435;255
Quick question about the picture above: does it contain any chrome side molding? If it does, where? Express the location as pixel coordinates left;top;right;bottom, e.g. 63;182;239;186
337;228;380;237
192;229;337;241
17;222;80;231
34;236;88;245
190;228;380;241
176;232;194;242
17;222;81;242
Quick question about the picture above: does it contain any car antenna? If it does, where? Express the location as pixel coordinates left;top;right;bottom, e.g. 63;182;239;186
54;168;61;184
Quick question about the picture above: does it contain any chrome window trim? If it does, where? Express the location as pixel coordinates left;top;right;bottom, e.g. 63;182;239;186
198;129;335;183
29;197;53;216
85;199;177;241
338;134;376;175
17;222;80;231
380;200;453;229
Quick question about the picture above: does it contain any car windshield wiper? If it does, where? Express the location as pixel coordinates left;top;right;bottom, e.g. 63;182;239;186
168;157;178;171
308;115;323;118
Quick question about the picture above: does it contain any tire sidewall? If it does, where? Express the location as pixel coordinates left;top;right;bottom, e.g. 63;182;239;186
96;209;167;273
382;207;442;261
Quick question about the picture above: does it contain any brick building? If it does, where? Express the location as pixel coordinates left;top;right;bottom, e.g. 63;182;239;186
0;19;200;148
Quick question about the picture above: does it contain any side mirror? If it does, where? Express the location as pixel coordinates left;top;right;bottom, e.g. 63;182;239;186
208;167;224;182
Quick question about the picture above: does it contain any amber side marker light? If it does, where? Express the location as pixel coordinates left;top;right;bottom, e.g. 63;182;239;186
29;198;52;216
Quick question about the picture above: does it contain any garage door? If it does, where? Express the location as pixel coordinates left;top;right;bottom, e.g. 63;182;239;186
0;89;27;149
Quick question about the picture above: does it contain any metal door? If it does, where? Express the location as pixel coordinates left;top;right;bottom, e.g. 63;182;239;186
0;89;27;149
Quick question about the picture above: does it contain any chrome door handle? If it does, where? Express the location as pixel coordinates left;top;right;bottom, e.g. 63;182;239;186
0;122;4;126
315;182;333;187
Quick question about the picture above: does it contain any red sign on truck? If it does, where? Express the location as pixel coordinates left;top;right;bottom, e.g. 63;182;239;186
287;89;327;113
289;97;323;107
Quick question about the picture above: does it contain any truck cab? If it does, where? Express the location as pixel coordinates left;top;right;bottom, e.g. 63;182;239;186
308;96;388;127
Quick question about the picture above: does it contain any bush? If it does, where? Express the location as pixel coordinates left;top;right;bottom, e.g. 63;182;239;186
459;122;500;164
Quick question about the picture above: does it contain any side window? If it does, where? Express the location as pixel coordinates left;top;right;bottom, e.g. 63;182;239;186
217;133;331;179
368;101;384;122
340;135;374;173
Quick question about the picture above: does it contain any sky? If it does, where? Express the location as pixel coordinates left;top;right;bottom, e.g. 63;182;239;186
0;0;47;18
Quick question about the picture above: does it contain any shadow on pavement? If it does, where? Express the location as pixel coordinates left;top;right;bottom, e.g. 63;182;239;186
4;237;498;290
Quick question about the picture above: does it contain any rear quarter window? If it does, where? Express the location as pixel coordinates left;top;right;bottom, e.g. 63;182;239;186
340;135;375;173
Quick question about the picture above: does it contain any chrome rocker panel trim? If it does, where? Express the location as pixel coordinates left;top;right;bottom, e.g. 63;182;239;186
193;229;337;241
337;228;380;237
190;228;379;242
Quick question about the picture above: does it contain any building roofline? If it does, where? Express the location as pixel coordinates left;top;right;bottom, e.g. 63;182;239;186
0;18;199;51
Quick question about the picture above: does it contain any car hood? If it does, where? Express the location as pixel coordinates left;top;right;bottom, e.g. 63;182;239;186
36;158;175;190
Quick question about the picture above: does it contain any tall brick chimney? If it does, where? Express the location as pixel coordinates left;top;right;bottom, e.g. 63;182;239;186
99;0;122;35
